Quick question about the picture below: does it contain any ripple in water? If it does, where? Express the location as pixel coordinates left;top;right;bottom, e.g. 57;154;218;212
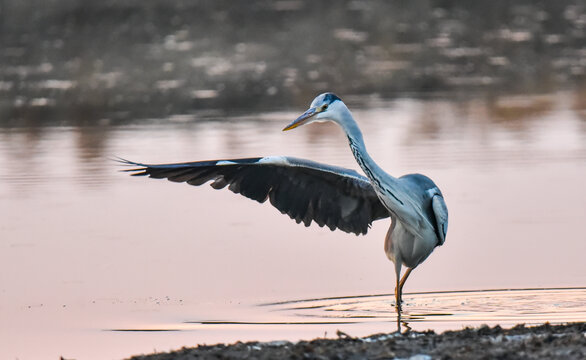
105;289;585;353
257;288;586;331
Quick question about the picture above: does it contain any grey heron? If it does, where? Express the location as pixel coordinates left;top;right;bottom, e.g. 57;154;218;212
121;92;448;310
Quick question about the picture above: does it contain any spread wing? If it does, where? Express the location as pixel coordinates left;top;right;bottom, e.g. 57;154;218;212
118;156;389;235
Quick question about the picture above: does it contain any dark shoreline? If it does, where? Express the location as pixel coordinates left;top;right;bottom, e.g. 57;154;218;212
127;322;585;360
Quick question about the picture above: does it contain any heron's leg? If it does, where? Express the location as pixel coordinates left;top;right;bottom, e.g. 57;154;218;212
394;261;402;311
397;267;413;307
395;276;400;310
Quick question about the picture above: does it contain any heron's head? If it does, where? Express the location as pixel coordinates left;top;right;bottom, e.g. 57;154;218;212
283;92;346;131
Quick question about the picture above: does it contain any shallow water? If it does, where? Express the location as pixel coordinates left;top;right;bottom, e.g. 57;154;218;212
1;92;585;359
261;288;586;331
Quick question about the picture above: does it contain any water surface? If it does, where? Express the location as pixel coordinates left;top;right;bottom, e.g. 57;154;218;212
1;92;585;359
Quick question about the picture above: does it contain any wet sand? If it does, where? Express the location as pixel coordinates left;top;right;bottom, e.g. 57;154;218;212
127;322;585;360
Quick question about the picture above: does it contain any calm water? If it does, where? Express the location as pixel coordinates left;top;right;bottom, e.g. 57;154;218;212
1;92;586;359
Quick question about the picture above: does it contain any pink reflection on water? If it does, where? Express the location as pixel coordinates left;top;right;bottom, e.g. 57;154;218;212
0;92;585;359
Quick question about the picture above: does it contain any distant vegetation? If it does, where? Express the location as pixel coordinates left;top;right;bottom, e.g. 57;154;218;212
1;0;585;123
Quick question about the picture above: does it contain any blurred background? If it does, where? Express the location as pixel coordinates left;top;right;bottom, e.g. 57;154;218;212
2;0;586;122
1;1;585;359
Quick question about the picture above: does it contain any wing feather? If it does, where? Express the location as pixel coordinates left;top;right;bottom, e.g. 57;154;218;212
119;156;389;235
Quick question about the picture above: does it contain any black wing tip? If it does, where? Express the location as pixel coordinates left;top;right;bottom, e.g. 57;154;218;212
111;156;143;166
111;156;149;175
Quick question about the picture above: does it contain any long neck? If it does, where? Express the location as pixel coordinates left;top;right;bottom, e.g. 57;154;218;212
337;108;406;208
338;109;389;185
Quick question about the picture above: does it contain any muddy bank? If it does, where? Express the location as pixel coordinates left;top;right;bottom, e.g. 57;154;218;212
127;322;585;360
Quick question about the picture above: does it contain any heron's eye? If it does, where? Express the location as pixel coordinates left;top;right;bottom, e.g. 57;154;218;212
322;104;328;111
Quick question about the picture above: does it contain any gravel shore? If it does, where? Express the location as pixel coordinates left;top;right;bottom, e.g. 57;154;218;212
127;322;585;360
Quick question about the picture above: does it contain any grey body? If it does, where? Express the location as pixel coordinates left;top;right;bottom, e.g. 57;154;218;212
386;174;445;266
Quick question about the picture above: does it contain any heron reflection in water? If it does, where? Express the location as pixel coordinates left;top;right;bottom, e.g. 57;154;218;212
121;93;448;311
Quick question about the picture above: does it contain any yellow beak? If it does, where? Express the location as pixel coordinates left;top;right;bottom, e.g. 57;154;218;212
283;107;317;131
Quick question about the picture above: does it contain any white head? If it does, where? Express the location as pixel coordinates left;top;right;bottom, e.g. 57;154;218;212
283;92;349;131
